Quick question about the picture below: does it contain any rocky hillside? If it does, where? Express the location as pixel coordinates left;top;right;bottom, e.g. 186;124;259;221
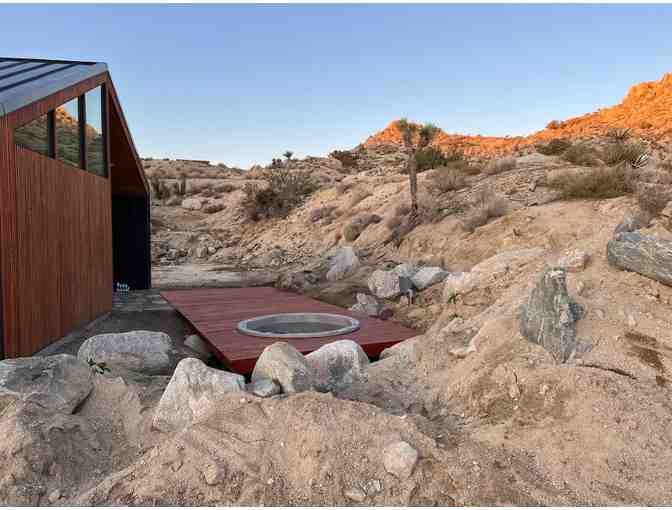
364;72;672;157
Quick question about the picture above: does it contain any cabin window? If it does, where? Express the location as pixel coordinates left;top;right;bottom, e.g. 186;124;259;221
56;98;81;168
85;86;106;177
13;113;50;157
12;86;107;178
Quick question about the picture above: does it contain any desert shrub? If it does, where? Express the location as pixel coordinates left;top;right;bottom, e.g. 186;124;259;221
606;127;631;141
429;166;466;193
349;187;372;208
547;164;634;199
462;188;509;233
414;146;449;172
484;157;517;176
310;205;338;223
343;214;382;241
215;183;237;193
601;141;647;167
242;167;318;221
561;143;600;167
536;138;571;156
546;120;563;130
203;202;225;214
636;186;672;217
329;150;358;168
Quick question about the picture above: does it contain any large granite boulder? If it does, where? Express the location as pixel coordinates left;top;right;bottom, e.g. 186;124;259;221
0;354;93;414
411;267;449;290
520;268;583;363
305;340;369;392
251;342;315;393
78;331;178;376
153;358;245;432
607;232;672;286
326;246;360;282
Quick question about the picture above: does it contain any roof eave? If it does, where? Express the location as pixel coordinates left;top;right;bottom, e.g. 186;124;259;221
0;62;108;118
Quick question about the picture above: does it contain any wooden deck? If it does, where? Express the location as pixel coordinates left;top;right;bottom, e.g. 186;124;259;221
161;287;418;373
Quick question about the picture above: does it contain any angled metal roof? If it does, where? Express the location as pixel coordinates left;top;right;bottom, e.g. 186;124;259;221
0;57;108;117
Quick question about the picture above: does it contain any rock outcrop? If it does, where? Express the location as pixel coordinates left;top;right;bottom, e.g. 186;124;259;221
326;246;360;282
305;340;370;392
0;354;93;414
153;358;245;432
368;269;403;299
78;331;178;376
520;268;583;363
607;232;672;286
251;342;315;393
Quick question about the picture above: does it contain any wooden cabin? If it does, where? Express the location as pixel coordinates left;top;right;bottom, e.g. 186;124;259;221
0;57;151;358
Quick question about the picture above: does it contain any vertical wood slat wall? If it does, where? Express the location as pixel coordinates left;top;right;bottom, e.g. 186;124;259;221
0;74;113;358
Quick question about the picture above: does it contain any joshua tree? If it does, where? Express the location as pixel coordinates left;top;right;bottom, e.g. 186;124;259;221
283;151;294;168
397;118;440;217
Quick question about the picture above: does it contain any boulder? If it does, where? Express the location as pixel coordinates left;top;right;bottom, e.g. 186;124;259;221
382;441;419;479
392;263;419;278
520;268;583;363
246;378;281;398
614;215;647;234
181;198;203;211
78;331;178;376
368;269;402;299
557;249;590;272
153;358;245;432
184;334;212;359
607;232;672;286
349;293;384;317
305;340;370;392
251;342;315;393
0;354;93;414
326;246;360;282
411;267;449;290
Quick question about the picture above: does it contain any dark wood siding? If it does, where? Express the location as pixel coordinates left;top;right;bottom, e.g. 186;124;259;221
0;72;146;358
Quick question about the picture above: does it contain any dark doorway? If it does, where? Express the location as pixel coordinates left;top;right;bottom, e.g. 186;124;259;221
112;194;151;291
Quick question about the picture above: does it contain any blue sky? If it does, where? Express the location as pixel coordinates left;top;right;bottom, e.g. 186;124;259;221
2;4;672;168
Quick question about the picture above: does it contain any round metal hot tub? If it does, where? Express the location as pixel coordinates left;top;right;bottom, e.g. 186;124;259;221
237;312;360;339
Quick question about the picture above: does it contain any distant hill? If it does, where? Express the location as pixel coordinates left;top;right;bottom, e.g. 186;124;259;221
364;72;672;157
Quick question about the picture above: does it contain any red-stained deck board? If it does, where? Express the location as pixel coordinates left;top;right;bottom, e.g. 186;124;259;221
161;287;418;373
